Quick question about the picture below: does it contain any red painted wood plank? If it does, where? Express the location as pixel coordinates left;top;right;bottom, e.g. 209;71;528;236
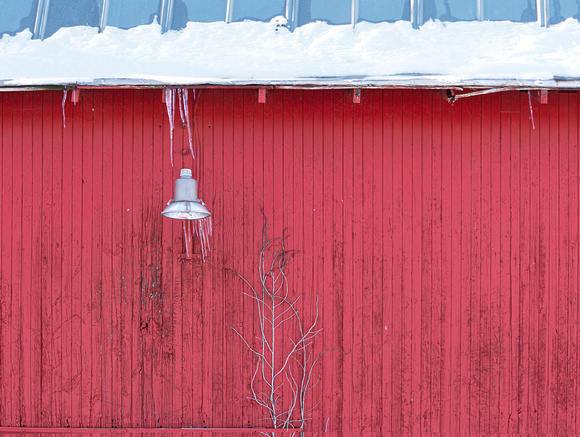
30;92;44;428
111;89;126;428
439;93;453;436
0;94;9;426
420;90;433;436
370;89;383;434
239;89;254;430
498;92;512;435
310;89;326;433
159;90;175;428
1;93;16;426
290;90;307;433
554;92;568;434
91;90;104;428
40;91;54;427
567;91;579;436
547;91;560;436
389;89;403;435
331;89;346;433
20;91;34;427
350;89;364;436
508;92;522;435
489;93;502;435
318;88;332;431
518;91;532;435
145;88;164;430
400;88;413;435
209;89;225;429
360;87;374;435
49;91;64;429
245;88;263;431
70;91;85;428
80;90;95;428
449;99;462;435
537;90;550;435
410;89;423;436
223;88;240;428
380;90;393;435
459;97;472;435
14;92;34;425
277;88;294;428
0;95;3;423
130;90;144;428
99;90;114;428
470;95;483;435
60;88;75;428
430;91;443;435
479;94;492;436
198;90;214;430
341;89;354;437
528;90;541;435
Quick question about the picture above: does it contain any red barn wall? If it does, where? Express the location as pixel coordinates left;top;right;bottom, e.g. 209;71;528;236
0;88;579;435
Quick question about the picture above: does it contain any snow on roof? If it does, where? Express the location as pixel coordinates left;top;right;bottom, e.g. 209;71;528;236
1;18;580;89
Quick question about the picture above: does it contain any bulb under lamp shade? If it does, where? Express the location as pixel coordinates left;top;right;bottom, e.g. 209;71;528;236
161;169;211;220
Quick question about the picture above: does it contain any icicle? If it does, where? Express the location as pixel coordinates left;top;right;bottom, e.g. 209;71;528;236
528;91;536;130
164;88;176;167
177;88;185;124
190;216;212;262
182;89;195;159
62;89;68;129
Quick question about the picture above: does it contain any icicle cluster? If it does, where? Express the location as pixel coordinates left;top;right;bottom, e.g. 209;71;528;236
164;87;196;166
193;216;213;262
182;217;213;262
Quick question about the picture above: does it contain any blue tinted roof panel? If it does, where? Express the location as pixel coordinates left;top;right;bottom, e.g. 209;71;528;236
358;0;409;23
425;0;477;22
172;0;227;29
0;0;37;36
299;0;352;25
486;0;536;21
550;0;580;24
44;0;103;38
107;0;162;29
232;0;286;22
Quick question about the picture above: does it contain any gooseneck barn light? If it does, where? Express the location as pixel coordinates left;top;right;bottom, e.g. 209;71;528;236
161;169;211;220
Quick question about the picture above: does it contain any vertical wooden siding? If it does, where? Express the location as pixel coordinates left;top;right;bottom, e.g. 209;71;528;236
0;88;579;435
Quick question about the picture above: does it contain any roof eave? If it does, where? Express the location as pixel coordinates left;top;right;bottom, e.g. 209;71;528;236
1;76;580;90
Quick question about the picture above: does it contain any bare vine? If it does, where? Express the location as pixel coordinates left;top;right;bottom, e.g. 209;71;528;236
228;217;338;436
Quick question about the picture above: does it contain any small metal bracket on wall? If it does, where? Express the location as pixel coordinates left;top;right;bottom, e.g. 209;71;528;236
258;88;267;104
530;89;549;104
353;88;361;104
71;88;81;105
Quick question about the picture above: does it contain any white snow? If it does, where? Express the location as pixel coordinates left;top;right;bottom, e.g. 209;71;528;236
1;18;580;87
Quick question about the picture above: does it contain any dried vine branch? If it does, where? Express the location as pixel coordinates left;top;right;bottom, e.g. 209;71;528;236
228;216;339;436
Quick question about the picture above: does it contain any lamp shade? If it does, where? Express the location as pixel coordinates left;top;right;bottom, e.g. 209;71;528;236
161;169;211;220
